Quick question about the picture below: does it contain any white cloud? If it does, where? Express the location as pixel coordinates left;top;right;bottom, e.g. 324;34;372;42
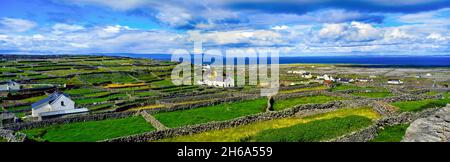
191;29;283;46
317;22;381;42
52;23;85;35
0;18;37;33
155;5;193;28
272;25;289;30
64;0;152;10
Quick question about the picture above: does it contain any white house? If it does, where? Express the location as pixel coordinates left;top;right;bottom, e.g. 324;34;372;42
197;69;234;88
387;79;403;85
337;78;354;84
317;74;335;81
31;92;88;119
0;81;20;91
301;72;313;79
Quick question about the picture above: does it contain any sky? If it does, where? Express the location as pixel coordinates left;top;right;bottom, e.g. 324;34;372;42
0;0;449;55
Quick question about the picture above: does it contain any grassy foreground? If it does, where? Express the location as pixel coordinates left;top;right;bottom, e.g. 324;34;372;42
370;124;409;142
22;116;155;142
154;98;267;128
252;115;372;142
352;92;392;98
158;107;380;142
274;95;345;111
391;98;450;112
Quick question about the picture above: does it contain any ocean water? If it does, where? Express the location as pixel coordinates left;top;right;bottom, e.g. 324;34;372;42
96;54;450;67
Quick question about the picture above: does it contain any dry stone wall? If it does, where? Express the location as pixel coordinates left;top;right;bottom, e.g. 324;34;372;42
105;102;343;142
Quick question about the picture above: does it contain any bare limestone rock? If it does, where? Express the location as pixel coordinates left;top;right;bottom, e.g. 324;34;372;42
402;105;450;142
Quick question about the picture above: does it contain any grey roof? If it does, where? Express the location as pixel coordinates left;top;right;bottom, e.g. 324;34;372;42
31;92;70;109
38;108;88;117
339;78;352;82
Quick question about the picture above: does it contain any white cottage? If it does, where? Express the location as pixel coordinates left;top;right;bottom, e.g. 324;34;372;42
387;79;403;85
0;81;20;91
31;92;88;119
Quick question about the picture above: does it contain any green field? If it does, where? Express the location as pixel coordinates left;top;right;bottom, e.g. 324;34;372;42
75;93;128;105
0;137;7;142
391;98;450;112
22;116;155;142
159;107;380;142
64;88;102;95
154;98;267;128
352;92;393;98
252;115;372;142
370;124;409;142
273;95;345;111
331;84;386;92
79;73;137;84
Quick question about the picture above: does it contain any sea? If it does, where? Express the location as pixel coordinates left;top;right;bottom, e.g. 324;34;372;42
92;54;450;67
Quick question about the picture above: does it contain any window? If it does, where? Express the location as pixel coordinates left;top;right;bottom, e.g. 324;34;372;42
61;101;65;106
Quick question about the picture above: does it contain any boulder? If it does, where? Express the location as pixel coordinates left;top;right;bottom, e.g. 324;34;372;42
402;105;450;142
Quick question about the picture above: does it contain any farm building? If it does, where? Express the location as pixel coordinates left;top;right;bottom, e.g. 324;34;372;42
337;78;354;84
316;74;335;81
387;79;404;85
0;81;21;91
301;72;313;79
199;75;234;88
31;92;88;120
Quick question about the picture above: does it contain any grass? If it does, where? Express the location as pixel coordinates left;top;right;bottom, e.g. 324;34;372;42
352;92;393;98
34;78;69;84
103;83;146;88
150;79;174;87
19;95;48;103
79;73;137;84
75;93;128;105
280;85;328;94
370;124;409;142
5;105;31;111
331;84;386;92
391;98;450;112
273;95;345;111
87;103;114;111
252;115;372;142
154;98;267;128
158;107;380;142
21;116;155;142
64;88;102;95
0;137;6;142
134;91;158;97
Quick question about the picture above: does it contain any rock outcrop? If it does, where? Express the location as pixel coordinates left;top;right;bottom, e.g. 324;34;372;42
402;105;450;142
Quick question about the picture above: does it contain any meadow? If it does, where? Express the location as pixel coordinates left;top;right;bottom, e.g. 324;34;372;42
391;98;450;112
21;116;155;142
273;95;345;111
154;98;267;128
252;115;372;142
370;124;409;142
158;107;380;142
352;92;393;98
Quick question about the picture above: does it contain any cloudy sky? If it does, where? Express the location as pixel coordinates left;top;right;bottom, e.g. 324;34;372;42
0;0;449;55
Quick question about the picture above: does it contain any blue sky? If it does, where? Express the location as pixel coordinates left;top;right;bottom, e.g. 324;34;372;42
0;0;449;55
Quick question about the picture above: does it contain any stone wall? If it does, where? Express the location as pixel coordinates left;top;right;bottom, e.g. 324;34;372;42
3;111;137;131
331;107;441;142
105;102;343;142
0;128;26;142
